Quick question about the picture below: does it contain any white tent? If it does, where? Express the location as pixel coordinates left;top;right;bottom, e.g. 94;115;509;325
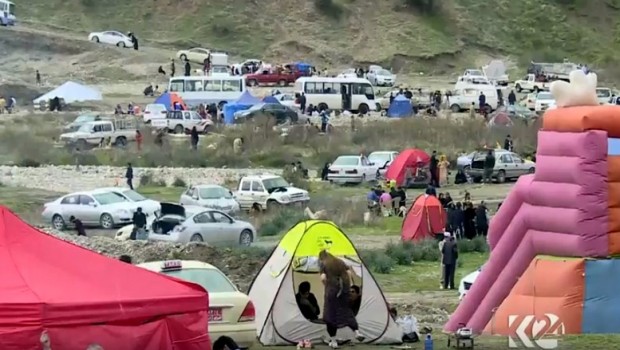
33;81;102;104
248;220;402;345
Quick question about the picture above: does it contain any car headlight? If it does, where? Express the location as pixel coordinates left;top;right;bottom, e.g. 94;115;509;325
281;195;290;202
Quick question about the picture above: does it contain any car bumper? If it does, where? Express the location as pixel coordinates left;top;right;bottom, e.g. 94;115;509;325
328;175;364;184
210;324;256;348
112;214;133;226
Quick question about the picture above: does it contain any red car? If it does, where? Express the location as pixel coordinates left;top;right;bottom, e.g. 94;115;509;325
245;70;303;87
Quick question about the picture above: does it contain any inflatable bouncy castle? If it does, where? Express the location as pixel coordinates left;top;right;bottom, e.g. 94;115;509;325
445;71;620;337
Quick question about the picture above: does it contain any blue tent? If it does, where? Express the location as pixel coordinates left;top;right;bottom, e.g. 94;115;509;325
387;94;414;118
262;96;280;104
223;91;261;124
293;62;313;76
153;92;187;111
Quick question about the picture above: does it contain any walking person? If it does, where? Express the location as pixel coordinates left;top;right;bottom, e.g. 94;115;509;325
475;201;489;236
190;126;199;150
36;70;41;85
483;149;495;184
299;92;307;113
318;250;365;348
429;150;439;187
126;163;134;190
136;130;143;151
441;234;458;289
132;207;147;240
438;232;450;289
170;58;176;77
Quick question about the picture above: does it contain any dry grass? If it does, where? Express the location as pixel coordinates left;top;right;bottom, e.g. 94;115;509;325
0;114;539;169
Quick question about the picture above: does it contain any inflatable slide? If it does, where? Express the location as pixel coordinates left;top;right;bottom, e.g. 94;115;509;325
445;71;620;336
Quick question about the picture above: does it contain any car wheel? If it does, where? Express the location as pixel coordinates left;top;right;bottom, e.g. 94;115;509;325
450;104;461;113
174;124;184;134
463;165;471;172
515;84;522;93
239;229;253;246
115;136;127;147
248;79;258;87
52;215;66;230
117;42;126;48
318;102;328;111
100;213;115;229
180;54;187;61
358;103;369;114
533;86;540;93
91;36;100;43
497;170;506;183
278;79;287;87
266;200;280;211
528;167;535;174
190;234;203;242
76;139;88;150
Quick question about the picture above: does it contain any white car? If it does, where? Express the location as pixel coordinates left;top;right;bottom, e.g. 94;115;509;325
98;187;160;216
273;93;298;108
143;103;168;123
327;155;380;185
115;202;204;241
368;151;399;179
367;68;396;86
137;260;256;349
459;266;483;300
179;185;241;214
520;93;537;111
337;68;359;78
88;31;133;48
177;47;211;64
231;59;262;75
534;92;556;113
42;189;138;230
234;175;310;211
596;88;612;105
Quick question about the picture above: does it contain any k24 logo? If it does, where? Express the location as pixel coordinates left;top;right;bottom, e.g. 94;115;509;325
507;313;565;349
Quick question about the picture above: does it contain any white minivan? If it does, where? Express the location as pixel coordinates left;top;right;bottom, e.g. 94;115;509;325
449;86;499;113
143;103;167;123
294;77;379;114
168;75;246;108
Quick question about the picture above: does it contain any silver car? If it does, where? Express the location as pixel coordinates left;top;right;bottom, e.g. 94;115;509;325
468;149;536;183
457;151;476;170
179;185;240;214
114;202;204;240
98;187;161;216
149;208;255;246
42;189;138;230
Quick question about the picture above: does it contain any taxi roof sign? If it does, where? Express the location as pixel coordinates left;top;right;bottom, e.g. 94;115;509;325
161;260;183;270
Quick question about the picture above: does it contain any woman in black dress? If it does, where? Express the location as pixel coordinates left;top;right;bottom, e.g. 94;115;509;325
319;250;364;348
463;201;477;239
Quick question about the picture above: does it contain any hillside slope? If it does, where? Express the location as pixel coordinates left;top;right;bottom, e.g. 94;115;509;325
17;0;620;71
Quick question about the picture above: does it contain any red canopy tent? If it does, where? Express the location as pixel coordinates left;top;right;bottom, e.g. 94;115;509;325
384;149;430;187
0;206;210;350
401;195;446;241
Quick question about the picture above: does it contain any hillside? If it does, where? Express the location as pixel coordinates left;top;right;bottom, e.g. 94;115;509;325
15;0;620;72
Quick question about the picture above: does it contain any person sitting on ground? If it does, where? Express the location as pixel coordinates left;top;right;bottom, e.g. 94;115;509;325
69;216;86;236
296;281;320;320
143;84;154;97
454;168;467;184
321;162;331;181
349;285;361;315
119;255;133;264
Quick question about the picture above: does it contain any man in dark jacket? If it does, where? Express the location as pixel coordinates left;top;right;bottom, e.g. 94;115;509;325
504;134;513;152
508;90;517;106
441;235;458;289
429;150;439;187
478;92;486;113
184;60;191;77
131;207;147;240
125;163;134;190
299;92;307;113
483;150;495;183
476;201;489;236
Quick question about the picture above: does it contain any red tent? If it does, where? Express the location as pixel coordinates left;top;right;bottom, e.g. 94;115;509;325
384;149;430;186
401;195;446;241
0;206;210;350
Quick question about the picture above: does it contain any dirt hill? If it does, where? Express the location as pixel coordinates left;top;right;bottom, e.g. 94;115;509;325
15;0;620;72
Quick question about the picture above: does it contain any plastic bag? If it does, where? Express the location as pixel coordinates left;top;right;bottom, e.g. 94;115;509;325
396;315;419;335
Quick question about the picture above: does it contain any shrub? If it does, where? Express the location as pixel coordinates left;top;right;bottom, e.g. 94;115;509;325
360;250;395;274
314;0;344;19
139;171;155;187
385;241;414;265
470;236;489;253
257;209;306;237
172;177;187;188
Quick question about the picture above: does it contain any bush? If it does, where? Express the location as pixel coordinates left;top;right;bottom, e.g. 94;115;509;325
172;177;187;188
314;0;344;19
139;171;165;187
380;237;489;266
384;241;414;265
360;250;395;274
257;209;306;237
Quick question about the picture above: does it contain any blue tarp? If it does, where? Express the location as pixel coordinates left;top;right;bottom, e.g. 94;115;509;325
293;62;313;75
223;91;261;124
582;259;620;333
262;96;280;104
154;93;173;110
387;94;413;118
235;91;261;105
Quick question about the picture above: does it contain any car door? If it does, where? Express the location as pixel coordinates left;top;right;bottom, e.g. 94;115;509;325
58;195;81;222
251;181;269;206
101;32;114;44
511;154;527;176
193;211;224;244
236;180;252;208
181;187;197;205
78;194;100;224
210;211;237;244
360;156;373;180
498;153;515;177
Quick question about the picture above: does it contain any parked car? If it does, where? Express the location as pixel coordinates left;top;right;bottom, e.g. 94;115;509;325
234;103;298;124
143;103;167;123
596;88;612;105
519;93;537;111
59;119;136;149
327;155;380;184
98;187;160;216
458;265;483;301
366;67;396;86
534;92;556;113
234;174;309;211
245;70;302;87
506;104;537;120
177;47;211;64
449;87;498;113
115;202;204;241
43;189;138;230
514;74;551;93
231;59;262;75
468;149;535;183
368;151;399;179
150;110;212;134
137;260;256;349
456;151;476;170
272;93;298;108
179;185;240;214
337;68;359;78
63;114;102;132
88;31;133;48
155;209;255;246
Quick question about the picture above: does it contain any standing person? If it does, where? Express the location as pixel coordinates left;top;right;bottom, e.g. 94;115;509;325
441;235;458;289
438;155;450;186
70;216;87;236
463;202;476;239
184;59;191;76
438;232;450;289
190;126;199;150
170;58;176;77
299;92;307;113
454;202;464;238
132;207;147;240
483;149;495;184
475;201;489;236
36;70;41;85
126;163;134;190
135;130;143;151
131;33;139;50
318;250;365;348
504;134;513;152
320;109;330;133
429;150;439;187
478;91;486;114
508;90;516;106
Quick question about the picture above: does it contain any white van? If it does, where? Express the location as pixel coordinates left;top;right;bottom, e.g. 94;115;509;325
168;76;245;108
449;86;499;112
294;77;379;113
143;103;167;123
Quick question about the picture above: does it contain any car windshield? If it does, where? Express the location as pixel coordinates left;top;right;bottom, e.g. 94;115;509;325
378;69;391;75
597;89;611;97
333;156;359;166
75;115;94;123
263;177;289;191
122;190;147;202
77;123;94;132
199;186;232;199
93;192;128;205
537;93;552;100
162;268;236;293
468;70;483;76
368;153;392;165
248;103;265;112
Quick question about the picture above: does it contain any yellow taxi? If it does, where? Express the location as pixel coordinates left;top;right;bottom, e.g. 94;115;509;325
137;260;256;348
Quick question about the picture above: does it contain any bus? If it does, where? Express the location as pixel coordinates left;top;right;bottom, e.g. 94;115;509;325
0;0;16;26
294;77;379;113
168;75;246;108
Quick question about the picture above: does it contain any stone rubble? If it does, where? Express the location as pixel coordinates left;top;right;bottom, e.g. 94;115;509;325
0;165;283;193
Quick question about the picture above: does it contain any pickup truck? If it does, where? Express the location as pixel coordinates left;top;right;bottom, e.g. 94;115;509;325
59;119;136;149
514;74;551;93
245;70;303;87
233;174;310;211
150;110;213;134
